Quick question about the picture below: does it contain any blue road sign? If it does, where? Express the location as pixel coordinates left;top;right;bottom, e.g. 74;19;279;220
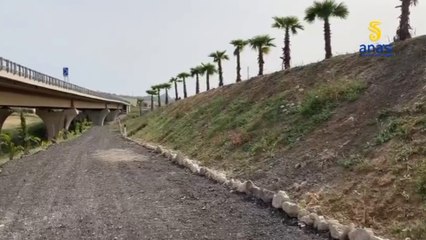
63;67;69;77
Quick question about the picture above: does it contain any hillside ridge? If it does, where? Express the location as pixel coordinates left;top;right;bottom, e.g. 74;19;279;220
125;36;426;239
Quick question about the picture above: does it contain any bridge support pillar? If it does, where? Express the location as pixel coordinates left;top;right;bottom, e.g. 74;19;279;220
36;109;78;140
64;109;79;130
74;111;88;122
0;108;13;132
86;109;110;126
105;110;121;124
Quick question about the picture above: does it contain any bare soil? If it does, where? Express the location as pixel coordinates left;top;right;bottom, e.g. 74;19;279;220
0;127;325;240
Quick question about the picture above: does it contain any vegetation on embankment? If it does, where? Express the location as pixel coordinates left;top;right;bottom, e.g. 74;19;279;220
0;112;92;166
125;36;426;239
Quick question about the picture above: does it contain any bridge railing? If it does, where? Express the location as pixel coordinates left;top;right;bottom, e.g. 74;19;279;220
0;57;128;104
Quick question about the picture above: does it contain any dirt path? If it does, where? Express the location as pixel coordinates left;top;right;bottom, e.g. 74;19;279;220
0;127;325;240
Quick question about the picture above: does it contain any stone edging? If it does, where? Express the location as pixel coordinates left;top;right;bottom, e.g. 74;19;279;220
124;136;389;240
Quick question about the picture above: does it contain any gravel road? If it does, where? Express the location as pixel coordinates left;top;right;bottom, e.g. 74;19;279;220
0;127;325;240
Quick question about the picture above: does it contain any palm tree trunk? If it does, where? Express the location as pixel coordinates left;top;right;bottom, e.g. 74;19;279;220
258;48;264;76
236;51;241;82
183;78;187;98
218;60;224;87
206;74;210;91
157;91;161;107
150;95;154;111
165;89;169;105
397;0;412;41
324;18;332;59
174;81;178;101
196;74;200;94
284;28;291;70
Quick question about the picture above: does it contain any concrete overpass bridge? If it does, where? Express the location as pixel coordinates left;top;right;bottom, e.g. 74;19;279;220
0;57;130;139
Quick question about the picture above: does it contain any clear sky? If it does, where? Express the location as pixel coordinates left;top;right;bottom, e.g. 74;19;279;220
1;0;425;97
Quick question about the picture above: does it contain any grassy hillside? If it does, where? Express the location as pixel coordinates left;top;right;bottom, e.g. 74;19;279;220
121;94;174;107
125;36;426;239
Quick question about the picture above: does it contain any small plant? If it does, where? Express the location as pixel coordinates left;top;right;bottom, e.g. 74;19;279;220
64;130;70;140
375;117;410;144
392;144;415;162
416;161;426;199
40;140;51;150
76;121;83;133
337;154;364;169
300;79;366;117
19;112;41;153
0;133;24;160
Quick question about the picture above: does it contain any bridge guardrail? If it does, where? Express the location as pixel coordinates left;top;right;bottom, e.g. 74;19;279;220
0;57;129;104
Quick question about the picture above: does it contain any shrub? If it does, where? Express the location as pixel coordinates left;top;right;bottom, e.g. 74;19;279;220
0;133;24;160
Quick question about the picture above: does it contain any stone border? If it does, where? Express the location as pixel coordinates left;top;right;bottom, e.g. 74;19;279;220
124;137;389;240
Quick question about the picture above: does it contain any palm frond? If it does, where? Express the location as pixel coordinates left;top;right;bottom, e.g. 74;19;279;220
190;65;204;76
209;50;229;62
177;72;190;79
201;63;217;75
305;0;349;22
332;2;349;18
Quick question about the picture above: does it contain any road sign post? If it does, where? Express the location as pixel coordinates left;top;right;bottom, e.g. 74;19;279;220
63;67;69;82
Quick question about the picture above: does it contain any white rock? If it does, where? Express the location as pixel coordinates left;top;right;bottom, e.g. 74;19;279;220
251;186;262;198
175;153;186;166
272;191;290;208
170;153;178;162
207;170;228;184
328;219;353;240
313;215;329;231
244;181;256;195
371;236;389;240
187;162;201;174
199;167;208;176
154;146;162;153
300;215;314;226
298;208;309;220
236;181;248;193
163;150;172;159
230;179;244;191
143;143;156;150
282;201;299;218
258;188;274;203
348;228;375;240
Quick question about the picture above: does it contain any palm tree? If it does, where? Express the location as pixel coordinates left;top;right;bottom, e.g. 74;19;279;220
230;39;248;82
272;16;304;70
248;35;276;76
190;66;203;94
209;51;229;87
159;83;172;105
137;98;144;116
396;0;419;41
305;0;349;59
169;77;182;101
151;85;162;107
200;63;217;91
146;89;157;111
177;72;190;98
